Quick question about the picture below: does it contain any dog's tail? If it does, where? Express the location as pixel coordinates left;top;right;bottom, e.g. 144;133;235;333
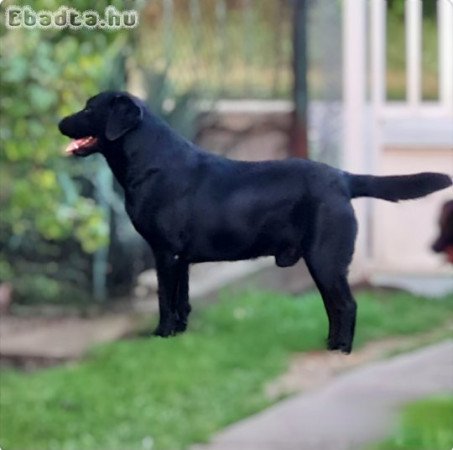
346;172;452;202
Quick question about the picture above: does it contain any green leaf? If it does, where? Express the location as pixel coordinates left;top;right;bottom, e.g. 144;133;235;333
29;85;58;111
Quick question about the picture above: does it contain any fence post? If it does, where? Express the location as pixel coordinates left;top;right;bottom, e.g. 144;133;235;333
343;0;366;174
163;0;174;68
370;0;387;111
368;0;387;261
406;0;422;110
93;166;112;303
215;0;227;96
343;0;369;274
291;0;309;159
438;0;453;112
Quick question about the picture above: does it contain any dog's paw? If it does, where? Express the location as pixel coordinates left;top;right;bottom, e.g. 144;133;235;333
327;339;352;354
153;322;176;338
174;320;188;334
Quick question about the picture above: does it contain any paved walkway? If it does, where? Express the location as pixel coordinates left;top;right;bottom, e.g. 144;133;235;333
0;314;139;365
193;340;453;450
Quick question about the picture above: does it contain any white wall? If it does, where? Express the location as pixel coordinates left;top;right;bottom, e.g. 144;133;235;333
373;147;453;274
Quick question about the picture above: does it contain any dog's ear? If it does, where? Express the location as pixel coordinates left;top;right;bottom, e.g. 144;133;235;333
105;94;143;141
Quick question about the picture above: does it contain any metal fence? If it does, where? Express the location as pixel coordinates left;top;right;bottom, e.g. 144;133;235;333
138;0;294;99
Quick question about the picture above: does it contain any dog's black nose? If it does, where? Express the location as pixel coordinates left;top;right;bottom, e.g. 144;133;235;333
58;118;66;134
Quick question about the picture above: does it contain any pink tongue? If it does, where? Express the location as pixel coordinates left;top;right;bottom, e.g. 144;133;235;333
65;137;96;154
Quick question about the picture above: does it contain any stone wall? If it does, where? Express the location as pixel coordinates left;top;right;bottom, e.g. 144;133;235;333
195;101;293;161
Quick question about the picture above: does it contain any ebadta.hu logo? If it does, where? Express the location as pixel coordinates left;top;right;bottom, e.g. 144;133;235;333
3;4;139;29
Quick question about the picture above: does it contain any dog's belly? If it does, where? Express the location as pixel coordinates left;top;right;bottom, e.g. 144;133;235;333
186;218;303;265
185;184;310;264
187;231;273;262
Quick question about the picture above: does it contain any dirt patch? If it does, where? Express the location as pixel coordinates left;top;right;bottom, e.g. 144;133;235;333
0;313;140;370
265;323;453;400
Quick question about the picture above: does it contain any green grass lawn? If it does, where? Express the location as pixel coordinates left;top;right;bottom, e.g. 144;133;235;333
1;289;452;450
370;396;453;450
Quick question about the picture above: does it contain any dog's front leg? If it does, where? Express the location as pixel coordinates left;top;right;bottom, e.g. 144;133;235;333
154;253;179;337
174;262;191;333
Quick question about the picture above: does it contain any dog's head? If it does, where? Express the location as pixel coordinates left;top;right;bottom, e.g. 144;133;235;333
58;91;144;157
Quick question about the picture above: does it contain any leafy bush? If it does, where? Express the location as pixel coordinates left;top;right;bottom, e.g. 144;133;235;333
0;1;136;305
0;0;204;306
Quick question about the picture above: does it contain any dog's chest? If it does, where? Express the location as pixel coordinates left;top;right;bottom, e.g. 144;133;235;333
125;193;189;252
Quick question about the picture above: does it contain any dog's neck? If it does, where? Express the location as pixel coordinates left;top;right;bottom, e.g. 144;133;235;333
102;117;197;198
102;139;156;200
101;141;132;189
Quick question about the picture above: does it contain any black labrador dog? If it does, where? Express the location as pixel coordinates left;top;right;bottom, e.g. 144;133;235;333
59;91;452;353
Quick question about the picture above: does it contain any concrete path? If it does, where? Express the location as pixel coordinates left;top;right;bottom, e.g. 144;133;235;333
0;314;139;365
193;340;453;450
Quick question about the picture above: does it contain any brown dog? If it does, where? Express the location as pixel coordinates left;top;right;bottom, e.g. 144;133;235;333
432;200;453;264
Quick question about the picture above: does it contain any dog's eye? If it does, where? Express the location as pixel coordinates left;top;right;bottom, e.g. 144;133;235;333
84;107;92;114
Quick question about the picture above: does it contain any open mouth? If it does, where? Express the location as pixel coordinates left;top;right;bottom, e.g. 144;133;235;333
65;136;98;156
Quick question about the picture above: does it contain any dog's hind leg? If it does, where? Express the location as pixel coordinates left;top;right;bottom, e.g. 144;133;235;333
304;202;358;353
308;270;357;353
